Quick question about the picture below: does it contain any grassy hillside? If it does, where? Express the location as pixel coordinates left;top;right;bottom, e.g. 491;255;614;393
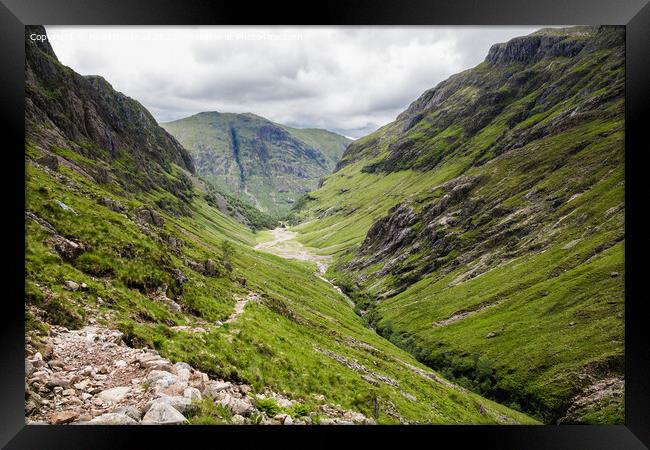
24;26;533;425
292;26;625;424
162;112;350;215
25;147;536;425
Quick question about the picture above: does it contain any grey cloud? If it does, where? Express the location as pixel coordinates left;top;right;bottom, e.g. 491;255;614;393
46;26;545;138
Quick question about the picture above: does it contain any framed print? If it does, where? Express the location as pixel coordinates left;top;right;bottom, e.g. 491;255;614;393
1;0;648;448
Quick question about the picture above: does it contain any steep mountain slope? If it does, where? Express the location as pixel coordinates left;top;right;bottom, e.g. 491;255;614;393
24;26;532;425
293;26;624;423
162;112;350;214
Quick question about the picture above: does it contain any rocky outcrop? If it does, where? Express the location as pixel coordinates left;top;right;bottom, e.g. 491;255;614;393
485;32;588;65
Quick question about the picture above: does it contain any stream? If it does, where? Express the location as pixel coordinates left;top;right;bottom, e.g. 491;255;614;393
254;228;355;307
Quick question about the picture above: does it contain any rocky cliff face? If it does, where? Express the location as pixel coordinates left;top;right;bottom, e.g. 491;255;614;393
162;112;350;214
25;25;195;211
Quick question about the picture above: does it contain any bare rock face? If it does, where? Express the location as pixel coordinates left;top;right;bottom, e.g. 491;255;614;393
134;207;165;227
485;34;587;65
161;111;350;215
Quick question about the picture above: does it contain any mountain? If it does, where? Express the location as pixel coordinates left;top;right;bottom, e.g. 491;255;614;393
293;26;624;424
24;25;532;425
161;112;351;214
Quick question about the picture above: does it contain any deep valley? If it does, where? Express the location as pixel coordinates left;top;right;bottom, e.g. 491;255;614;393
24;25;624;426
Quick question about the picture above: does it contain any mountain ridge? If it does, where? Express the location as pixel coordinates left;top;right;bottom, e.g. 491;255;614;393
293;25;624;423
162;111;351;215
24;25;533;426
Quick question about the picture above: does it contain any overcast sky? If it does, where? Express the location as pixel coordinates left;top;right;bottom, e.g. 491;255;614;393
45;26;547;139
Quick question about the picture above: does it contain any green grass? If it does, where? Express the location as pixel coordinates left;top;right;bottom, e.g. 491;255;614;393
25;149;535;425
291;27;625;424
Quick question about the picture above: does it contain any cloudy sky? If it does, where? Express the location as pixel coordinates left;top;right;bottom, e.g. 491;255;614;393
45;26;546;138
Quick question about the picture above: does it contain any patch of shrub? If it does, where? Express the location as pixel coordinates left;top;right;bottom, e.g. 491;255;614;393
255;397;280;416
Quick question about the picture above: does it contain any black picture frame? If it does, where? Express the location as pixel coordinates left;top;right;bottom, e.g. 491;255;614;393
1;0;648;448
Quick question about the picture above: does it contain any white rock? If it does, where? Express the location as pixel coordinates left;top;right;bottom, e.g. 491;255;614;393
74;379;90;390
88;413;137;425
142;402;187;425
31;352;45;367
147;396;195;414
64;280;80;291
97;386;130;403
147;370;177;385
276;398;294;408
183;387;202;402
231;414;246;425
114;360;127;369
172;362;192;373
113;405;142;422
218;396;253;416
202;381;231;398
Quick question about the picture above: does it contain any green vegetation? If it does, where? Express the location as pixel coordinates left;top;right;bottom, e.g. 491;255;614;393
26;152;534;424
25;24;624;426
293;26;625;424
255;398;280;416
162;112;350;215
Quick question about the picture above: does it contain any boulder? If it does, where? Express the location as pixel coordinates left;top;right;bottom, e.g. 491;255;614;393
147;370;177;384
231;414;246;425
49;410;79;424
47;375;71;389
204;259;218;276
73;379;90;390
53;236;85;260
202;381;231;399
88;412;138;425
36;154;59;171
276;398;294;408
172;362;192;374
113;406;143;422
217;395;253;416
183;387;202;402
147;396;195;415
171;269;188;285
25;359;34;377
142;402;187;425
64;280;80;291
97;386;130;403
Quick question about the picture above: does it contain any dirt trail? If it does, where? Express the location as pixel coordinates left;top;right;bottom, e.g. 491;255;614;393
255;228;331;274
225;292;260;324
255;228;353;306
